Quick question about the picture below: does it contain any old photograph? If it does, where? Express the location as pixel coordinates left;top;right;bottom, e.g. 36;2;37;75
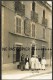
2;1;52;79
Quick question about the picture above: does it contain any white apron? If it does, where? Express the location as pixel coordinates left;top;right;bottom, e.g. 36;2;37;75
41;59;46;70
35;58;39;69
30;57;35;69
25;62;29;69
39;62;41;69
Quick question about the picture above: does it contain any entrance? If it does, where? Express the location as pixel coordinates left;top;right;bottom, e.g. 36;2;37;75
42;47;45;58
16;46;21;62
31;46;35;56
31;44;36;57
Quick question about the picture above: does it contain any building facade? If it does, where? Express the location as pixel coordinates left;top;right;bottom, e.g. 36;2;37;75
2;1;52;70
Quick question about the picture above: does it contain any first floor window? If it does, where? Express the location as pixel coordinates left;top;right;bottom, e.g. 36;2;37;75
43;28;45;39
16;17;21;34
32;24;35;37
24;18;31;36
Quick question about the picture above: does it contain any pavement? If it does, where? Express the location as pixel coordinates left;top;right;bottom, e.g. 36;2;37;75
2;65;52;79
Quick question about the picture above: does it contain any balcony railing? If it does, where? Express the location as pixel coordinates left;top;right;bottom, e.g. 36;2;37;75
31;11;38;22
42;18;48;27
15;1;25;16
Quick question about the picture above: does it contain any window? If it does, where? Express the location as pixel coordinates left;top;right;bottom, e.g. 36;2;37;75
32;1;35;11
43;28;45;39
32;24;35;37
42;47;45;58
24;18;31;36
43;10;45;19
16;17;21;34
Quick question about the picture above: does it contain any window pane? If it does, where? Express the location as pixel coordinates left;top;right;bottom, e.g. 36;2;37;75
19;19;21;26
16;17;21;34
16;25;18;32
16;18;19;25
18;27;21;33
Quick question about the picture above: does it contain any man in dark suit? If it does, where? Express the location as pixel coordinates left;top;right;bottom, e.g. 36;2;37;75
25;55;29;70
21;54;25;71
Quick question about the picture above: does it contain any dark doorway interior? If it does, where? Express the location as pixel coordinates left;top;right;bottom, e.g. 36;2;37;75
42;47;45;58
31;46;35;56
16;47;21;62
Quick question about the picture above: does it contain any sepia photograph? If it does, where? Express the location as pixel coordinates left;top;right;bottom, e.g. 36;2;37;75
1;1;52;79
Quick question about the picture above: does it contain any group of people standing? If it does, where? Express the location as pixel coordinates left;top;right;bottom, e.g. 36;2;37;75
20;54;46;71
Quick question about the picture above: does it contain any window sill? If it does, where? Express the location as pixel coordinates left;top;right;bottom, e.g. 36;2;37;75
9;32;47;42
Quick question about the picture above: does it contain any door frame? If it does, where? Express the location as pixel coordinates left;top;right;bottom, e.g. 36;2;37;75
31;42;37;57
15;42;23;64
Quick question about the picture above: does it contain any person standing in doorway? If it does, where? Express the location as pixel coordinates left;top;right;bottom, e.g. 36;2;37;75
21;53;25;71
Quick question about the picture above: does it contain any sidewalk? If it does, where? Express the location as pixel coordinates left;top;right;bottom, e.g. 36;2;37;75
2;66;52;79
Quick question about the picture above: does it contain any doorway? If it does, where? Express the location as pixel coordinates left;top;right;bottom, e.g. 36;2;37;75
16;46;21;62
42;46;45;58
31;45;35;56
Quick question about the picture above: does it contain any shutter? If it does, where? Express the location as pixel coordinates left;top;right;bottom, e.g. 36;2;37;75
24;18;31;36
16;18;19;33
43;28;45;39
32;24;35;37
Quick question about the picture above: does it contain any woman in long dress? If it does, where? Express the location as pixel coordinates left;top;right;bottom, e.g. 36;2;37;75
25;55;29;70
30;55;35;70
35;56;39;70
41;57;46;70
38;61;41;70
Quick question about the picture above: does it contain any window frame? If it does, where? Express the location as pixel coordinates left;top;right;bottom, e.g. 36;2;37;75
15;15;22;35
